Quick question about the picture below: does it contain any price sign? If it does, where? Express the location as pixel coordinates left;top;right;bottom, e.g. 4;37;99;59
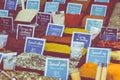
46;23;64;37
100;27;118;41
66;3;82;14
24;37;46;54
45;58;69;80
90;4;107;16
16;24;35;40
85;18;103;34
44;2;59;13
0;10;8;17
0;17;13;33
95;0;109;3
36;12;51;26
71;32;92;48
26;0;40;10
86;47;111;64
4;0;18;10
53;0;66;4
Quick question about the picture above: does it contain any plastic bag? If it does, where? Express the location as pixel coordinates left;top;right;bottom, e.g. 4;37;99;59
0;35;8;49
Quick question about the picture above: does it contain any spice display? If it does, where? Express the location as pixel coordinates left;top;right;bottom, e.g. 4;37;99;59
16;53;80;71
107;63;120;80
16;53;46;71
80;62;98;79
0;0;119;80
106;63;120;80
0;70;41;80
80;62;120;80
65;14;83;27
44;43;70;54
64;27;89;35
0;70;60;80
95;40;120;50
44;42;87;56
42;36;71;44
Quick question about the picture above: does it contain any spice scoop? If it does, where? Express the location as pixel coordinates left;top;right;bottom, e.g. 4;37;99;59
11;78;17;80
0;70;17;80
95;63;102;80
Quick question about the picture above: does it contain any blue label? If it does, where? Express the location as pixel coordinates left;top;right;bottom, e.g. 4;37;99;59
53;0;66;4
26;0;40;10
72;32;92;48
66;3;82;14
24;37;46;54
86;47;110;64
95;0;109;3
0;10;8;17
91;4;107;16
85;18;103;33
45;58;69;80
4;0;18;10
44;2;59;13
46;23;64;37
100;28;118;41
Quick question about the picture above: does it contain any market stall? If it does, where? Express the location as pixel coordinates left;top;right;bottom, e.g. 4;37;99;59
0;0;120;80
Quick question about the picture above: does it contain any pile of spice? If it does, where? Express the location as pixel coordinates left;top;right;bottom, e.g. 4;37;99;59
0;70;60;80
16;53;81;71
